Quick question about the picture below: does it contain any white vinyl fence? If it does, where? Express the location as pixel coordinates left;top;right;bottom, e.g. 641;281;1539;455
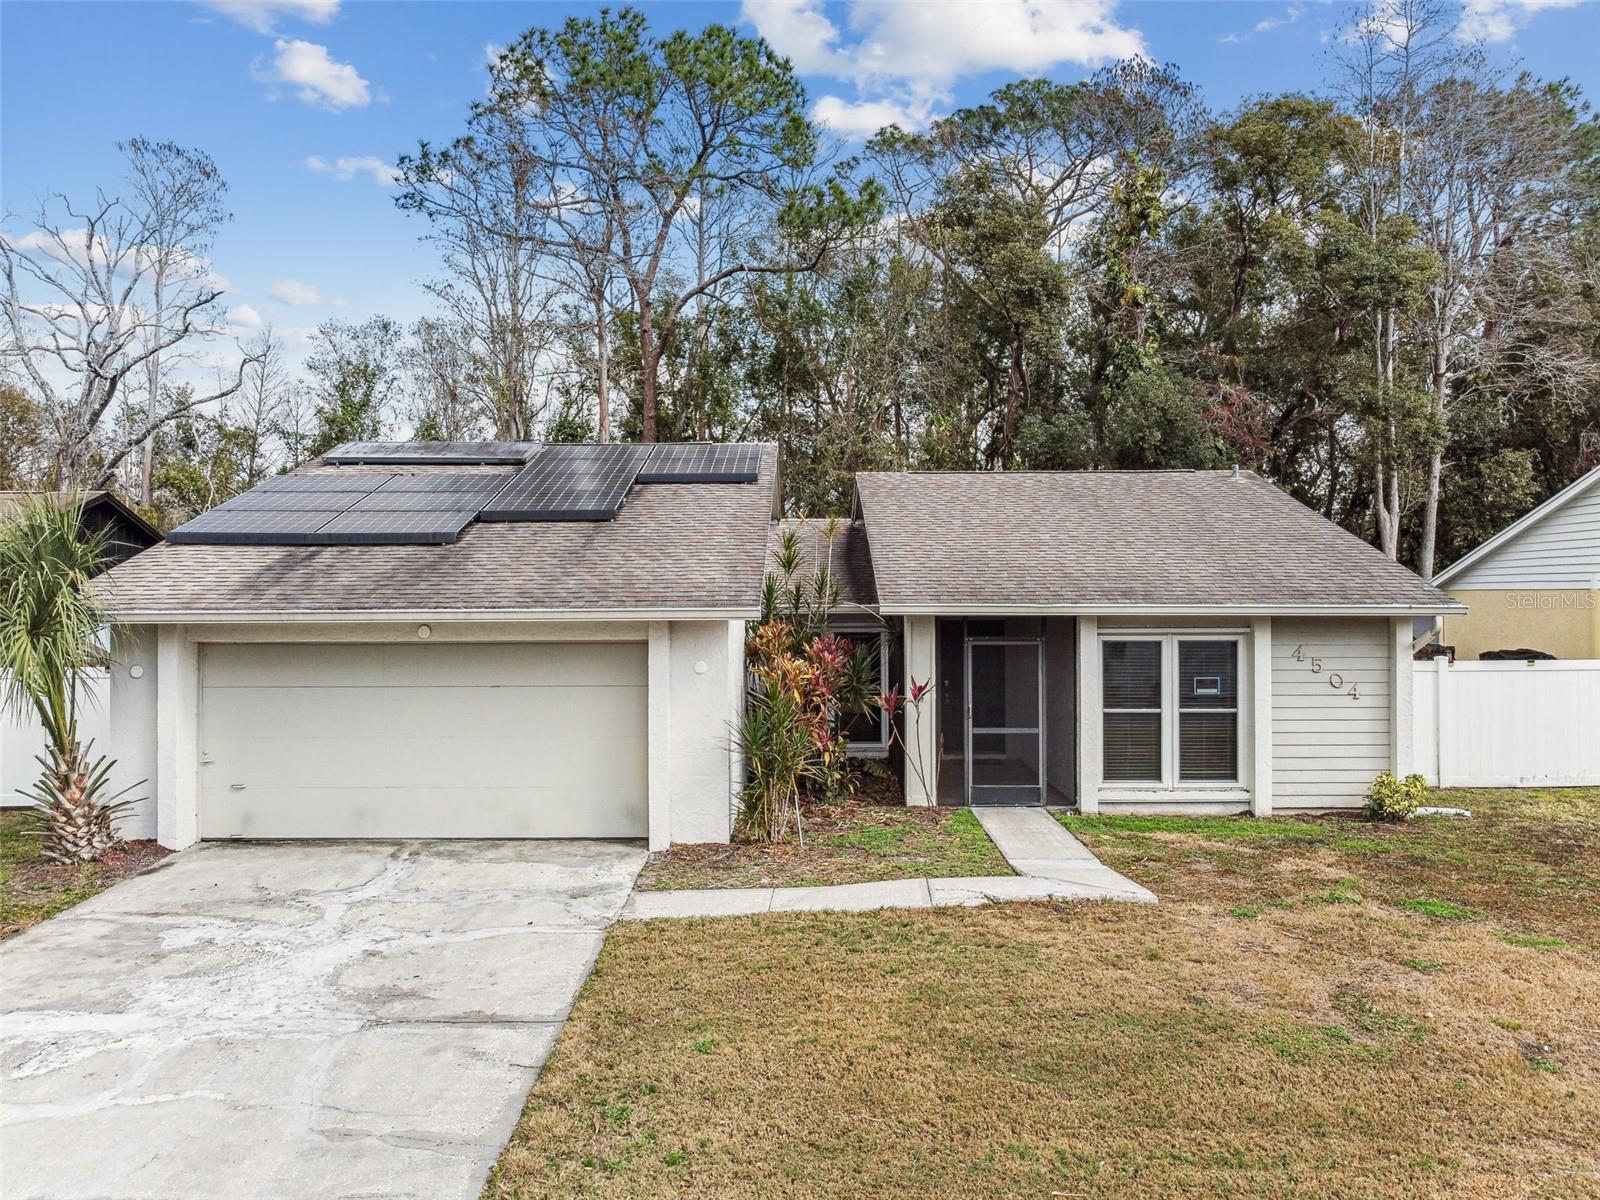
1413;658;1600;787
1;672;110;807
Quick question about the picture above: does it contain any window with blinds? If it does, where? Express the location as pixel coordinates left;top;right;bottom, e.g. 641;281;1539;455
1102;640;1162;781
1101;635;1242;788
1177;640;1238;782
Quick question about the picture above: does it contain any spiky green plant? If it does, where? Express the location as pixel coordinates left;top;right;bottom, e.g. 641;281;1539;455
0;495;140;862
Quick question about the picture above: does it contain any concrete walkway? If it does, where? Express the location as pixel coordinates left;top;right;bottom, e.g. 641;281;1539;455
621;807;1153;920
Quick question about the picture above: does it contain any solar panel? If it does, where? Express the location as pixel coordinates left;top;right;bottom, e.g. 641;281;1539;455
310;509;476;544
478;443;652;521
637;443;761;483
214;490;371;512
167;509;344;545
322;441;538;466
345;490;499;513
253;472;396;493
370;471;516;494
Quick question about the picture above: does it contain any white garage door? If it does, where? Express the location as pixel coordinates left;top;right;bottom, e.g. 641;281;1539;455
198;641;648;839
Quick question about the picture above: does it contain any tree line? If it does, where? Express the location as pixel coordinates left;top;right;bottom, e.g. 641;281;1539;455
3;0;1597;577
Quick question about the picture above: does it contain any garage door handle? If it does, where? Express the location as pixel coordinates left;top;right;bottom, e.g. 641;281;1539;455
229;783;247;791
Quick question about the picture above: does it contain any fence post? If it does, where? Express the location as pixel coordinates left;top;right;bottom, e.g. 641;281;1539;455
1434;654;1450;787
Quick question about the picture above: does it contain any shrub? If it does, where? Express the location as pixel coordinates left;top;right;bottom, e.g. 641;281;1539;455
1364;772;1429;822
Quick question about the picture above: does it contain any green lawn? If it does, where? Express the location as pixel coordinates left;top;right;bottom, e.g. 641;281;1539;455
0;809;168;940
487;788;1600;1200
634;802;1011;890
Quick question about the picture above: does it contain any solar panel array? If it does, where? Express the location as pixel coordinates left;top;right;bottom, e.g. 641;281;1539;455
322;441;538;466
166;443;763;545
637;442;761;483
479;443;653;521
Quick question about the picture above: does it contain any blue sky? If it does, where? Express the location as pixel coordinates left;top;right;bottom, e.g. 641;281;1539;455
4;0;1597;366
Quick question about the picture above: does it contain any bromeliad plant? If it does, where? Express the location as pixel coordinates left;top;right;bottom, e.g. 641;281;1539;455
735;519;878;842
878;676;936;803
0;496;142;862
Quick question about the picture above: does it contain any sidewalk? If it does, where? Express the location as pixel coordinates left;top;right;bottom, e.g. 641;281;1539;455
620;807;1154;920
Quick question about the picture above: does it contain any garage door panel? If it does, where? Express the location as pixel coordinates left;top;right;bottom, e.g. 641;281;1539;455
202;641;646;688
205;784;646;840
210;731;645;789
202;684;644;743
199;642;648;839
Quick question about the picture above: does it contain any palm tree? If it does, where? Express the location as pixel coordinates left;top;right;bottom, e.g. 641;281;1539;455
0;495;139;861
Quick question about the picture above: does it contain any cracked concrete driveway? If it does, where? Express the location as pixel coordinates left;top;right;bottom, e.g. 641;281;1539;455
0;839;645;1200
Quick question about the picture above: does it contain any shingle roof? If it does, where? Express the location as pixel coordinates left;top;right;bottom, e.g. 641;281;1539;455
769;518;878;612
853;470;1462;613
100;445;779;618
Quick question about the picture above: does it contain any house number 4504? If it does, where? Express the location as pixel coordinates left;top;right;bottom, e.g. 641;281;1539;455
1291;644;1361;700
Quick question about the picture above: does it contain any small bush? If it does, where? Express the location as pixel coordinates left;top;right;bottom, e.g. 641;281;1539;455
1364;772;1429;822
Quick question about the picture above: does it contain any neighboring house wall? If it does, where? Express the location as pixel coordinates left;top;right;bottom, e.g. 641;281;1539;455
1271;618;1396;811
1440;477;1600;659
111;618;743;851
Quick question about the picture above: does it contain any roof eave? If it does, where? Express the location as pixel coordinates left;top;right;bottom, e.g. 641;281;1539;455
104;605;759;625
1432;467;1599;587
875;601;1468;617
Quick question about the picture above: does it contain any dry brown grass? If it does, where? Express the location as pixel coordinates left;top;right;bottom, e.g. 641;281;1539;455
635;797;1010;890
487;789;1600;1199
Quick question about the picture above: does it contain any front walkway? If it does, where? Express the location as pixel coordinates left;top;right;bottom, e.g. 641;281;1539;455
621;807;1153;920
0;840;645;1200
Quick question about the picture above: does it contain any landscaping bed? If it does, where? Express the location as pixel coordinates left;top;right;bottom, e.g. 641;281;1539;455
0;810;169;940
488;788;1600;1199
634;792;1011;891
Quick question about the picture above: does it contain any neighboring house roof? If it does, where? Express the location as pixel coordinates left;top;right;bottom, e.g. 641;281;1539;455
1431;467;1600;590
99;444;780;620
0;490;162;570
770;518;879;613
853;469;1462;615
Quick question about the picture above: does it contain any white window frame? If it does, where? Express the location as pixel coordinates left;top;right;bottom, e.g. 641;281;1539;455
835;623;892;758
1100;633;1244;790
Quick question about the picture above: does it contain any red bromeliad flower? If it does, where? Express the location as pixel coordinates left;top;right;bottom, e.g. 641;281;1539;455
908;676;930;704
878;685;902;720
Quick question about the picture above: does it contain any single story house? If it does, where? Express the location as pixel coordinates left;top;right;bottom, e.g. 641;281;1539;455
1430;467;1600;660
98;444;1460;850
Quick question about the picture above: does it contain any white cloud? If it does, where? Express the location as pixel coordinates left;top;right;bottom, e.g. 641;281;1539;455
305;154;400;187
1254;4;1303;34
228;303;266;331
199;0;339;34
253;38;370;109
266;278;342;306
1457;0;1584;42
745;0;1145;139
812;94;930;138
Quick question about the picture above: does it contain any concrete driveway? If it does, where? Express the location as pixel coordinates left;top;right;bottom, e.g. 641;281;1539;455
0;839;645;1200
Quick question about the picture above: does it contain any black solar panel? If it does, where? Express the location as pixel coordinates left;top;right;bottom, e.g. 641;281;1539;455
478;443;652;521
346;490;500;513
311;509;476;544
637;443;761;483
253;472;396;493
322;441;538;466
215;490;370;512
167;509;344;545
370;471;516;494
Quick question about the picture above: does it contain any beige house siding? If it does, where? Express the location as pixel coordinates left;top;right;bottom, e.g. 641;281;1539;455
1272;618;1393;809
1442;588;1600;660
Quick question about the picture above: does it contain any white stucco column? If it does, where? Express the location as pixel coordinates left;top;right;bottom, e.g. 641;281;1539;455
108;625;159;840
155;626;199;850
647;621;672;850
1251;616;1273;817
901;615;937;806
1390;616;1414;778
1076;616;1100;815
